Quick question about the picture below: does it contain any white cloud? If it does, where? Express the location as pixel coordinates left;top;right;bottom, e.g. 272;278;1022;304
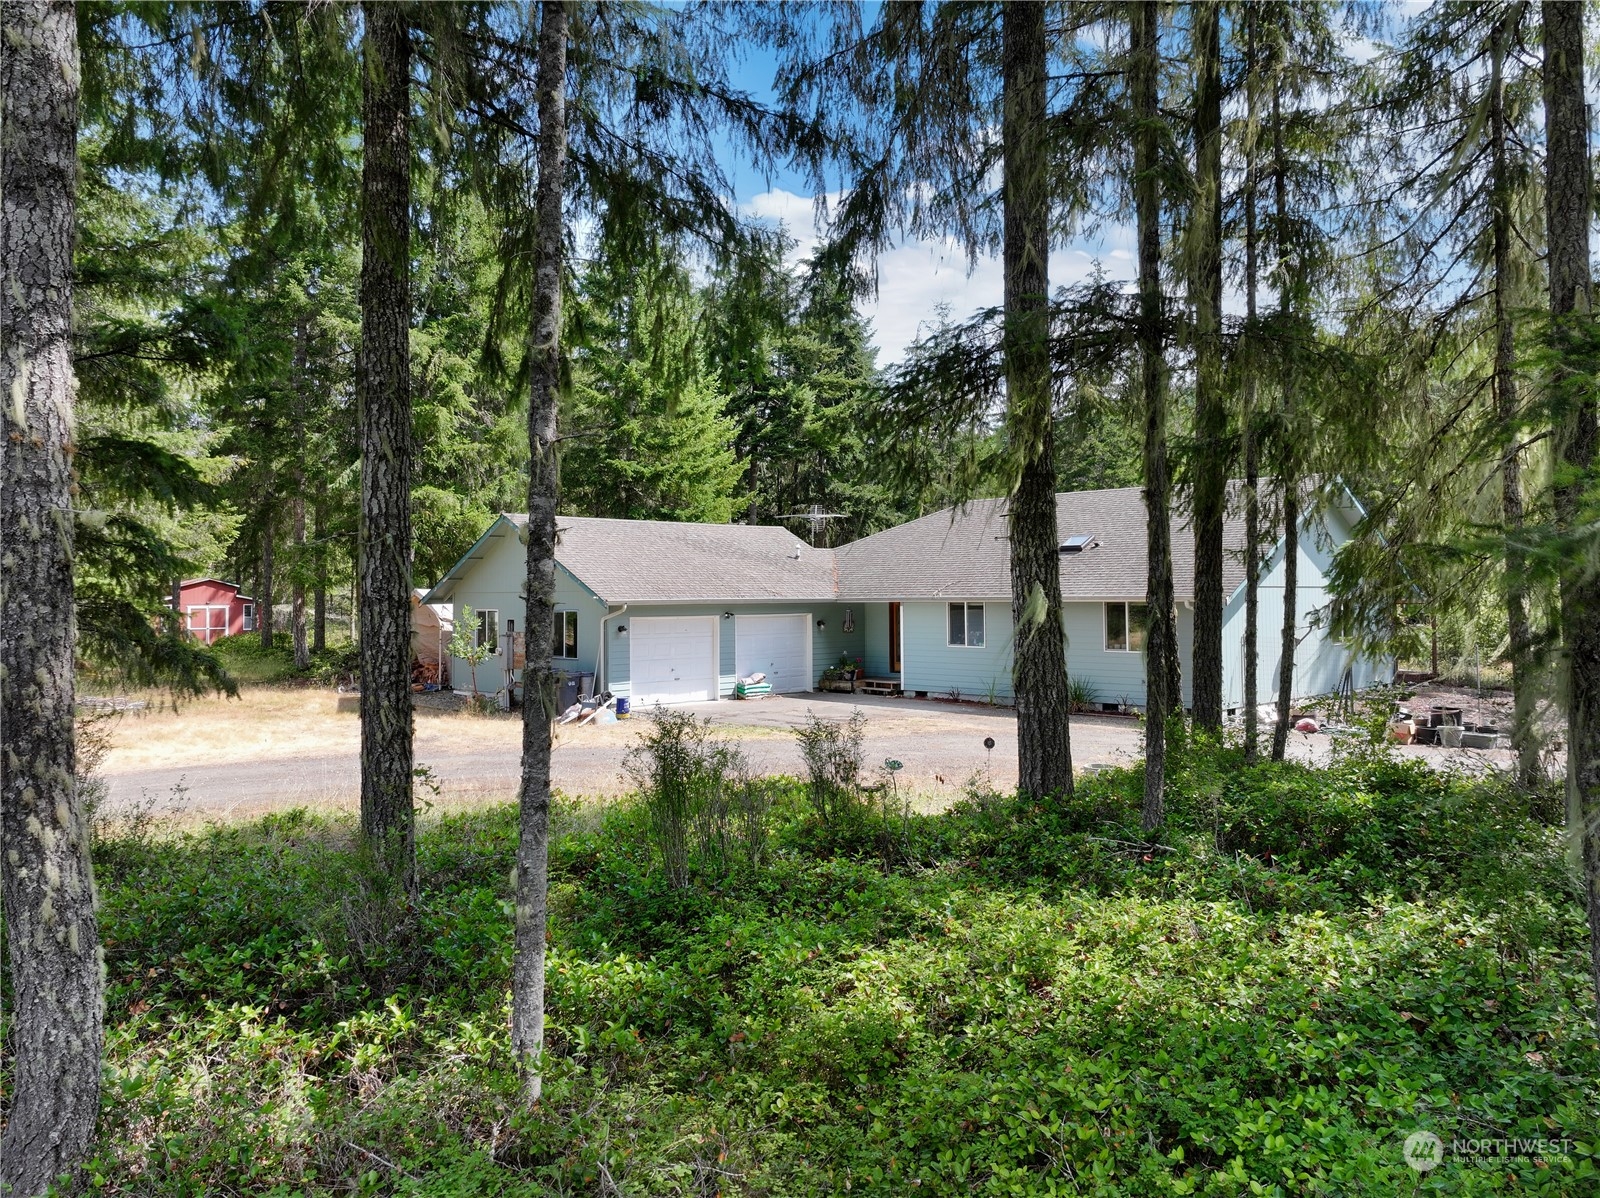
740;187;829;269
742;187;1139;366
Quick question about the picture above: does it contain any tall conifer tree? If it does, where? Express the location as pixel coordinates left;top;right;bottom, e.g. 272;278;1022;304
1188;0;1226;733
1132;0;1176;833
513;0;568;1100
1004;0;1074;798
0;3;105;1190
358;0;417;898
1542;0;1600;1026
1239;3;1264;761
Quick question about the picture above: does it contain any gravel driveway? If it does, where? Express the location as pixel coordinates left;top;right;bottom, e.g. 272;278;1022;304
101;692;1147;821
100;689;1519;824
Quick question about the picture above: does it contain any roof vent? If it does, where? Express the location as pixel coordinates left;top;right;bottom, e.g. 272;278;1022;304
1059;534;1098;554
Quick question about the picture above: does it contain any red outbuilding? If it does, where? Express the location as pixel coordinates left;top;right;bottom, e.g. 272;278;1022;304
175;578;256;644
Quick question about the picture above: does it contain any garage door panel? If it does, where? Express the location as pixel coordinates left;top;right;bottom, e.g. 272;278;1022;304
735;613;811;694
631;616;717;705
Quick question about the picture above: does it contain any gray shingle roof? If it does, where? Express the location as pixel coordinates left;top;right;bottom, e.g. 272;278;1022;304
528;514;839;603
427;484;1266;607
833;485;1249;603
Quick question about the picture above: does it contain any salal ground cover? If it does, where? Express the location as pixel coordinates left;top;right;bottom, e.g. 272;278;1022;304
62;738;1600;1195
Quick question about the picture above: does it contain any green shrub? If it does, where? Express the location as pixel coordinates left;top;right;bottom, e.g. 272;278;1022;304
794;707;867;826
1067;675;1099;713
70;740;1600;1196
625;708;767;885
210;631;360;686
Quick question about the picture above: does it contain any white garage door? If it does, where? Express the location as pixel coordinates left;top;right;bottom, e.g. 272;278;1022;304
630;616;718;705
735;613;812;694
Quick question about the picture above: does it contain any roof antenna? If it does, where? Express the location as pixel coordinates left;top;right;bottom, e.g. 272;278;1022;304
779;503;846;546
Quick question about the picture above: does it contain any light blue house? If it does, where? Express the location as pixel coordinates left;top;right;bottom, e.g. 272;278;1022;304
421;485;1391;712
422;515;861;703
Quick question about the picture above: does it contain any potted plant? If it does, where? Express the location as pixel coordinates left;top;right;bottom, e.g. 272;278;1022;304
818;664;855;693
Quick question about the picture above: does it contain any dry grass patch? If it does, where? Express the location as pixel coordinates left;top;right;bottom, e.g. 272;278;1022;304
103;687;532;773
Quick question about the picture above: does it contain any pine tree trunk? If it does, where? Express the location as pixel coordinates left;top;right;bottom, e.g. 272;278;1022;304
259;512;275;649
1269;78;1299;764
0;5;106;1192
292;499;308;666
1189;0;1226;733
1489;20;1537;788
358;0;416;899
1132;0;1173;835
1542;0;1600;1029
1003;0;1074;800
312;491;327;654
1271;482;1299;761
1241;6;1261;763
292;313;311;671
513;0;568;1103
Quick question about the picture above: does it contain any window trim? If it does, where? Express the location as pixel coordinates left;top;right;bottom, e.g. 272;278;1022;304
552;609;579;659
475;608;500;654
1103;601;1149;653
946;601;987;649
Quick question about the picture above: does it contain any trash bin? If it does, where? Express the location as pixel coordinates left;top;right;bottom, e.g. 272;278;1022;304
579;671;596;698
557;673;580;711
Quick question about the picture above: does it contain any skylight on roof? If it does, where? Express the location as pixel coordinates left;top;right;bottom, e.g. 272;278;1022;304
1059;534;1097;554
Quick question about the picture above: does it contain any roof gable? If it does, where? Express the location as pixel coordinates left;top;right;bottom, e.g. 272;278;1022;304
533;515;837;603
423;513;837;605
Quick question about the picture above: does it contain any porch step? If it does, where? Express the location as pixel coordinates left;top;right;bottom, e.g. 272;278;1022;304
856;677;902;697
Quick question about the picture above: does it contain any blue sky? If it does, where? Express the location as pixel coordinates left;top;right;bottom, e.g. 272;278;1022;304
714;18;1134;368
708;4;1438;368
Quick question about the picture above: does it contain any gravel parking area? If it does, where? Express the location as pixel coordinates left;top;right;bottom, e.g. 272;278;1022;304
101;690;1147;821
100;686;1525;824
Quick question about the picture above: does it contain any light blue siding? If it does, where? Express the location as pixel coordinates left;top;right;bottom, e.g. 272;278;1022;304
1220;501;1393;710
1062;601;1151;709
901;600;1015;702
1177;602;1196;709
898;598;1191;710
444;519;607;696
442;520;523;696
552;563;607;686
815;605;868;679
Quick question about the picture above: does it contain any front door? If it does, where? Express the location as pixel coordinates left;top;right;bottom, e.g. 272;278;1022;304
888;602;901;673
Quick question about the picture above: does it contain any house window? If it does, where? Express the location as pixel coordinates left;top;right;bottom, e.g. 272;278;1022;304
475;609;500;654
552;610;579;659
947;602;986;648
241;602;255;632
1105;602;1148;652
